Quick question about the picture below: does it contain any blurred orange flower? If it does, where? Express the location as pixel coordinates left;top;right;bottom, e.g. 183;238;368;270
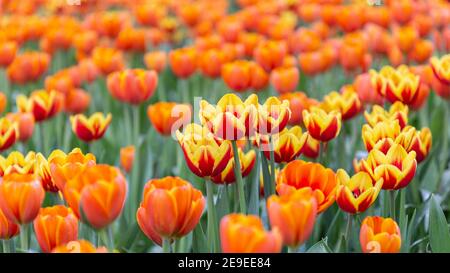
169;47;197;79
120;145;135;173
52;240;107;253
360;216;401;253
0;118;19;152
107;69;158;105
16;90;63;122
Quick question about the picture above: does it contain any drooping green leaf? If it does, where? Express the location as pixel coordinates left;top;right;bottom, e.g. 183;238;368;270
306;237;333;253
428;195;450;253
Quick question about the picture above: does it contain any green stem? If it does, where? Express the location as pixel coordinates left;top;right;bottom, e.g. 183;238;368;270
2;240;10;253
268;136;276;196
390;191;396;221
100;226;114;251
344;214;353;252
20;224;29;252
232;141;247;214
261;150;272;200
162;237;171;253
205;180;219;253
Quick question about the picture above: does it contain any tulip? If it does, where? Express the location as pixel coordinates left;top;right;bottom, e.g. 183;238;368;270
335;170;383;214
0;207;19;240
353;73;384;105
362;120;402;152
221;60;251;92
147;102;192;136
92;46;125;75
0;92;6;114
33;205;78;253
70;113;112;142
253;40;287;72
169;47;197;79
144;51;167;73
277;160;337;213
0;41;17;67
52;240;107;253
49;148;96;192
360;216;401;253
303;107;342;142
301;133;321;159
7;52;50;85
260;126;308;163
364;102;408;129
107;69;158;105
116;27;147;52
0;173;45;224
270;66;300;94
16;90;63;122
395;126;432;163
36;153;59;192
63;164;127;229
64;89;91;114
0;151;37;177
120;146;135;173
211;149;256;184
408;40;433;64
267;188;317;248
73;31;98;56
137;177;205;249
77;59;100;84
0;118;19;152
199;49;229;79
321;90;362;121
430;55;450;85
360;143;417;190
257;96;291;135
220;213;282;253
279;92;318;126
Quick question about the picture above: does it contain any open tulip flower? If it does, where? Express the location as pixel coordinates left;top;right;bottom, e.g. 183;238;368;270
211;149;256;184
364;102;409;130
430;54;450;85
259;126;308;163
362;120;402;152
321;89;362;121
70;113;112;142
360;216;401;253
303;107;342;142
257;96;291;135
335;170;383;214
16;90;63;122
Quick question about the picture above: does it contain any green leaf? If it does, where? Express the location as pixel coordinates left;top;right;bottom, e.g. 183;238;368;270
306;237;333;253
216;185;230;224
428;195;450;253
247;152;261;216
192;223;209;253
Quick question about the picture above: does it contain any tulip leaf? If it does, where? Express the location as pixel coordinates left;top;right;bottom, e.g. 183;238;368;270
428;195;450;253
306;237;333;253
247;151;261;216
216;185;230;224
192;223;209;253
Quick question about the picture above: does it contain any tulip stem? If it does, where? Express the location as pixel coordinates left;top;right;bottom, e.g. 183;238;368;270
344;214;353;252
390;191;396;221
20;224;29;253
162;237;171;253
205;180;219;253
100;226;114;251
232;141;247;214
268;136;276;196
2;240;10;253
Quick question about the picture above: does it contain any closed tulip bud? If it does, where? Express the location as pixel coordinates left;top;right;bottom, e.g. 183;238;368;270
176;124;232;178
0;173;45;224
267;188;317;248
64;88;91;114
169;47;197;79
77;59;100;84
7;52;50;85
211;149;256;184
395;126;432;163
16;90;63;122
0;207;19;240
364;102;408;130
73;31;98;55
107;69;158;105
49;148;96;192
52;240;107;253
64;164;127;229
144;51;167;73
0;118;19;152
260;126;308;163
279;92;318;126
200;94;259;140
220;213;282;253
70;113;112;142
390;0;413;25
254;40;287;72
257;97;291;135
303;107;342;142
277;160;337;213
335;170;383;214
360;216;401;253
321;90;362;121
120;146;135;173
116;27;147;52
408;40;433;64
199;49;229;79
221;60;251;92
360;143;417;190
353;73;384;105
33;205;78;253
92;46;125;75
270;66;300;94
147;102;192;136
362;120;402;152
430;55;450;85
137;177;205;245
249;61;269;91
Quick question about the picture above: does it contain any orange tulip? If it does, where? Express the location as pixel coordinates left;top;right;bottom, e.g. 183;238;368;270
0;173;45;224
45;73;75;95
49;148;96;192
390;0;413;25
270;66;299;94
176;124;232;178
16;90;63;122
335;170;383;214
220;213;282;253
147;102;192;136
0;41;17;67
64;164;127;229
366;7;391;28
267;188;317;248
410;83;430;110
364;102;409;130
0;118;19;152
120;146;135;173
360;216;401;253
198;49;229;79
430;55;450;85
134;3;167;27
144;51;167;73
353;73;384;105
52;240;107;253
92;46;125;75
211;149;256;184
33;205;78;253
70;113;112;142
169;47;197;79
277;160;337;213
73;31;98;56
221;60;251;92
253;40;287;72
237;32;264;57
336;5;365;33
107;69;158;105
217;18;243;43
116;27;147;52
408;40;433;64
64;88;91;114
77;59;100;84
360;143;417;190
137;176;205;245
0;92;6;114
303;107;342;142
298;50;328;76
279;92;317;126
7;51;50;85
0;207;19;240
393;26;418;53
288;28;321;55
